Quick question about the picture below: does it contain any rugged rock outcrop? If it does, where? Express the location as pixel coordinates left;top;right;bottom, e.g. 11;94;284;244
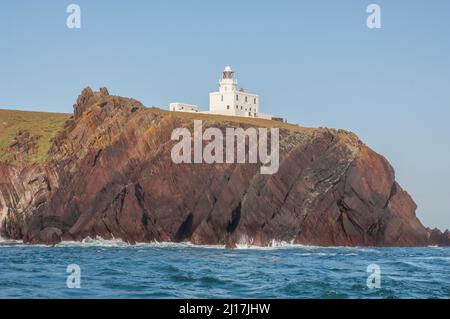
1;88;449;246
6;130;41;162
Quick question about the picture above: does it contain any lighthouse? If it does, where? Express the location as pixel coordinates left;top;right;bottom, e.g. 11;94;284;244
209;66;265;118
169;65;272;120
218;65;237;92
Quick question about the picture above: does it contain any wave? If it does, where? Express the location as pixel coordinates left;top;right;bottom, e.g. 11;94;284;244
0;236;321;250
54;236;226;249
0;238;25;246
54;237;362;251
2;236;438;251
57;237;310;249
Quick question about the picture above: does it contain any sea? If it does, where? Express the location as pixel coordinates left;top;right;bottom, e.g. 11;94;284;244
0;237;449;299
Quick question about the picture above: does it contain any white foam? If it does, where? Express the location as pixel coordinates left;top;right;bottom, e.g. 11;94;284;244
0;235;413;251
52;236;225;249
53;236;323;250
0;238;25;246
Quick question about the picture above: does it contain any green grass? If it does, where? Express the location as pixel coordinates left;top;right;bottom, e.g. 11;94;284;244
0;109;70;163
147;107;311;133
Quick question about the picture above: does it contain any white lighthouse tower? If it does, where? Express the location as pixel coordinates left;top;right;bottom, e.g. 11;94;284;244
218;65;237;93
209;66;270;119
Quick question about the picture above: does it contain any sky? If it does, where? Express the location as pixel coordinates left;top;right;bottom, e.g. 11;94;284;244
1;0;449;229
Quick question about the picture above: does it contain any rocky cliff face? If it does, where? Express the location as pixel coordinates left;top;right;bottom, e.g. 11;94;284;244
1;88;449;246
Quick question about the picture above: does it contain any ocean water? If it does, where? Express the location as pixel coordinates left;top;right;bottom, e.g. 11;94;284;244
0;238;449;298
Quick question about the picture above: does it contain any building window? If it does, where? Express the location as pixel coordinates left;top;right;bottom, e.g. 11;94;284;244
245;96;248;102
236;105;238;109
227;105;230;110
254;98;256;104
221;95;223;101
236;95;239;101
240;106;243;110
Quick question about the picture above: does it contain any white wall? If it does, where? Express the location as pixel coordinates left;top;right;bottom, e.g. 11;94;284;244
170;102;198;113
209;90;260;118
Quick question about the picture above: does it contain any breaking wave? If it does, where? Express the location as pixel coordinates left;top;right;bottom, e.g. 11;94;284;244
0;236;445;253
55;237;323;250
0;235;324;250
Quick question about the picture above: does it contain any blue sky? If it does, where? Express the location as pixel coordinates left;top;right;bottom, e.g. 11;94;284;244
1;1;449;229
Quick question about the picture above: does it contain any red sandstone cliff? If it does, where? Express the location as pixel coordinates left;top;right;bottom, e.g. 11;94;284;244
1;88;449;246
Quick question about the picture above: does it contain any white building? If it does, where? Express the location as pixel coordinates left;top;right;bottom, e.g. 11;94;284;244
169;66;272;119
169;102;198;113
210;66;267;118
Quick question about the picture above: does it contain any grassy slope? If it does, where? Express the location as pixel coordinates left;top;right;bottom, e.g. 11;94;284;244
150;107;311;133
0;109;70;163
0;107;311;164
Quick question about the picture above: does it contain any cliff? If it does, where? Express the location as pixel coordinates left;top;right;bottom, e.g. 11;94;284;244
1;88;449;246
